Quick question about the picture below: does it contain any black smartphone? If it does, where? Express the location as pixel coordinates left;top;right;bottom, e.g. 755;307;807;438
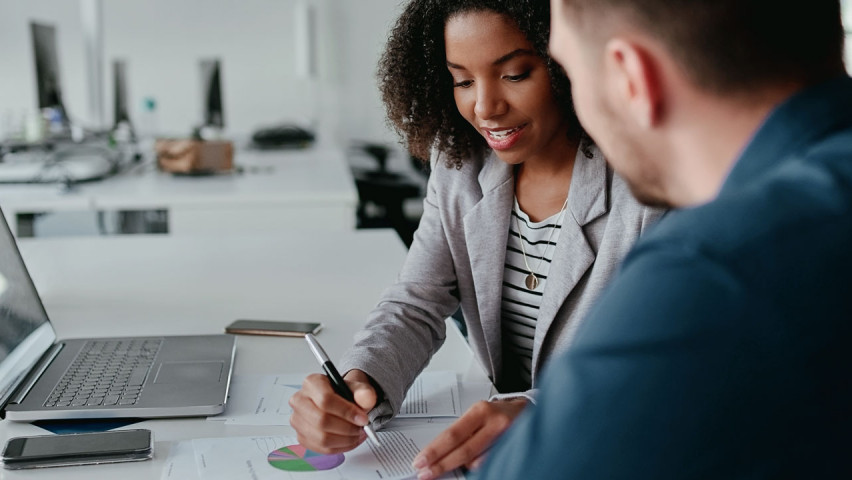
1;429;153;470
225;319;323;337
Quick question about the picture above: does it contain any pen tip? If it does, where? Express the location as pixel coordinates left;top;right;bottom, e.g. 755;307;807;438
365;426;381;447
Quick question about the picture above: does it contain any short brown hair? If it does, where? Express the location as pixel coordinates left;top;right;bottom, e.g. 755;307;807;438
559;0;845;94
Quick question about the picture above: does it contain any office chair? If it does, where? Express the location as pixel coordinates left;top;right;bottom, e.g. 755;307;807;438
349;143;423;248
350;144;468;337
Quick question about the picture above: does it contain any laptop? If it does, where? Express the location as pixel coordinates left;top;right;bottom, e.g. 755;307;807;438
0;208;236;422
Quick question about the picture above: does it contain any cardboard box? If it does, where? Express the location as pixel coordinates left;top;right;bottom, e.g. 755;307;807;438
155;139;233;174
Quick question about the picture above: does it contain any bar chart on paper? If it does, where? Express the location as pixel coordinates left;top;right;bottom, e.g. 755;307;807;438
398;371;461;417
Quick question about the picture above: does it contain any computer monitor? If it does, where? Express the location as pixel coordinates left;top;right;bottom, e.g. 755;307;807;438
199;59;224;129
111;59;135;142
113;60;130;126
30;22;68;130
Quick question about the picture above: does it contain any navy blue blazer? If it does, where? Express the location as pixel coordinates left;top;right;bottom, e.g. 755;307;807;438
476;76;852;479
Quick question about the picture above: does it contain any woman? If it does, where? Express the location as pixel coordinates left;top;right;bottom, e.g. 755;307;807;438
290;0;662;477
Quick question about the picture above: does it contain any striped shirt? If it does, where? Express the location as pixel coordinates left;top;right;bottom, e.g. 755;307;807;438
501;198;566;391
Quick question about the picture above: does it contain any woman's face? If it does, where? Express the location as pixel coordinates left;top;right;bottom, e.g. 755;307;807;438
445;10;569;166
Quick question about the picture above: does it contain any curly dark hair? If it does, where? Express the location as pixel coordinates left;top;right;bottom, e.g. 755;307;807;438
378;0;582;169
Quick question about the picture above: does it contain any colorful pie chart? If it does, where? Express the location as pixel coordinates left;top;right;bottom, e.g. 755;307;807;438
267;444;345;471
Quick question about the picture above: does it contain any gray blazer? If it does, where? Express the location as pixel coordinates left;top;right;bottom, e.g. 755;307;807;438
341;144;662;426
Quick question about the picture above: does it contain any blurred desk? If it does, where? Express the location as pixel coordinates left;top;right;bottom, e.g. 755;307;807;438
0;146;359;237
0;231;487;479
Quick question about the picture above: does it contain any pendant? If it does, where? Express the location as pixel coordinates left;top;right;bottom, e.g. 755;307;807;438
525;273;539;290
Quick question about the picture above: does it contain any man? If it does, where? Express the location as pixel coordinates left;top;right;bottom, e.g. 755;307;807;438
477;0;852;478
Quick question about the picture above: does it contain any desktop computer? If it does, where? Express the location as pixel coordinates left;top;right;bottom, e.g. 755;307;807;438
199;58;225;133
30;22;70;139
112;59;136;143
0;22;129;185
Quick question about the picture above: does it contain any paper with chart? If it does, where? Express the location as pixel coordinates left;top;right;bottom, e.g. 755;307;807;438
397;371;461;418
207;373;303;425
211;371;461;425
191;425;463;480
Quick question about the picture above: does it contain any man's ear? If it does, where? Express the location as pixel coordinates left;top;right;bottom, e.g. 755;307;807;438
603;38;662;129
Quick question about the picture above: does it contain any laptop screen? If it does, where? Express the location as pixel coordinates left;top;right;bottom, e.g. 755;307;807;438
0;209;54;407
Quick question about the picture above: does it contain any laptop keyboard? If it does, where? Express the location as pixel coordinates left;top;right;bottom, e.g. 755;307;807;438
43;339;162;408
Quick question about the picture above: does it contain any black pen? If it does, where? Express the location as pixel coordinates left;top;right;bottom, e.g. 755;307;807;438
304;333;381;446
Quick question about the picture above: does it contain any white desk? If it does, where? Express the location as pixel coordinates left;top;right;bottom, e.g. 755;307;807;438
0;146;359;237
0;231;488;479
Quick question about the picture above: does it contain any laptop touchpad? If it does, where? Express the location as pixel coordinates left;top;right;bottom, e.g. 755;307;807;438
154;361;224;384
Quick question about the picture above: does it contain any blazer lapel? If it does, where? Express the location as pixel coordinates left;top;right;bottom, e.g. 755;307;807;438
532;144;608;374
463;155;514;378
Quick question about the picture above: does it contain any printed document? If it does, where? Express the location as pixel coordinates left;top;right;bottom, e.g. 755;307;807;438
211;371;461;425
398;371;461;418
208;373;303;425
189;426;463;480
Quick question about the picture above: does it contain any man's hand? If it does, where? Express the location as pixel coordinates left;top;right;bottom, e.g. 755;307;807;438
411;398;528;479
288;369;378;453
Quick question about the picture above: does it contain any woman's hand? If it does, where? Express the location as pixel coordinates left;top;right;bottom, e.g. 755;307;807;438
288;369;378;454
411;398;528;479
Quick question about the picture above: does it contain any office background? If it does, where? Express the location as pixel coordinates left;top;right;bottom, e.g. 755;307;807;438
0;0;401;144
1;0;852;239
0;0;431;240
4;0;852;146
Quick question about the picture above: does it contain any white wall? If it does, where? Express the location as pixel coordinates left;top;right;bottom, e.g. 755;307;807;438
0;0;403;145
331;0;406;144
102;0;313;138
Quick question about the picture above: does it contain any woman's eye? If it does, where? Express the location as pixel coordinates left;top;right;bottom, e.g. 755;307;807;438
504;71;531;82
453;79;474;88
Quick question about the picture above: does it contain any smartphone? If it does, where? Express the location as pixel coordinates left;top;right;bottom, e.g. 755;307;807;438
2;429;153;470
225;319;323;337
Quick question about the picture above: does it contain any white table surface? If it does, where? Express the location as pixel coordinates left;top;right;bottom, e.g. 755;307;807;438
0;146;360;235
0;231;488;479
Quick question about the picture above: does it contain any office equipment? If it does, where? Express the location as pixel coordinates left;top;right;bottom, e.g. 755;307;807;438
225;320;322;337
0;148;115;184
30;22;69;136
199;59;225;130
305;334;380;446
0;230;485;479
0;24;126;186
2;429;153;469
109;60;143;164
0;208;236;421
251;124;315;149
112;59;135;142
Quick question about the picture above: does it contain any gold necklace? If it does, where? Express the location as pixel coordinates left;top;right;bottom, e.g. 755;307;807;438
514;195;570;290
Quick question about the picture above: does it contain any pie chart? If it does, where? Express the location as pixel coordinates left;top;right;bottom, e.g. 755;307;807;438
267;444;345;471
